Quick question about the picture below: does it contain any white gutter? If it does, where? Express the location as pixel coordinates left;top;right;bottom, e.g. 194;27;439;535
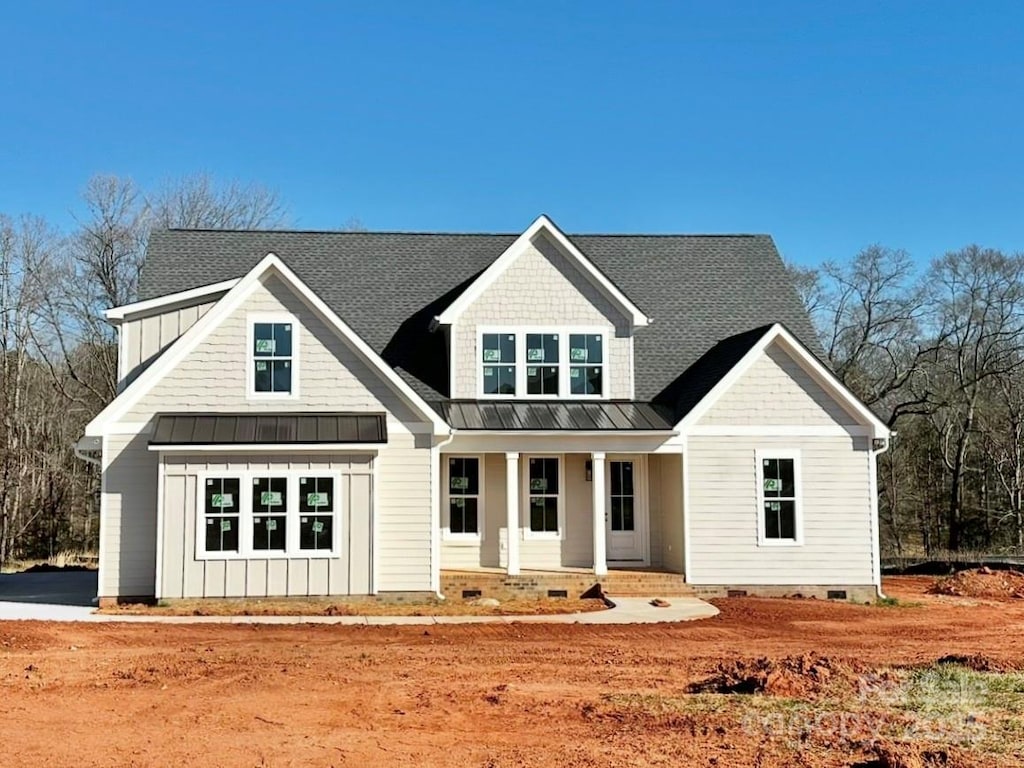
430;430;457;599
870;432;894;599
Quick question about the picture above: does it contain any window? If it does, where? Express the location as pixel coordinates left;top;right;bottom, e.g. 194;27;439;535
252;477;288;551
528;457;560;534
481;333;516;395
252;321;293;394
203;477;240;553
526;333;560;395
196;472;343;559
478;329;610;399
609;460;634;532
299;476;334;551
569;333;603;396
447;457;480;536
759;453;801;544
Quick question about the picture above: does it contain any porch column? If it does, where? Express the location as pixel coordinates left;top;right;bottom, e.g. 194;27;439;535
505;452;520;576
592;451;608;577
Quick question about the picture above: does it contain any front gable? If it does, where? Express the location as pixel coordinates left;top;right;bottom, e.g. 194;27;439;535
123;275;424;426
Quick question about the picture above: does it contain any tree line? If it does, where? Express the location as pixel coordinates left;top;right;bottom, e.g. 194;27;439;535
1;176;1020;566
0;174;287;566
793;245;1024;557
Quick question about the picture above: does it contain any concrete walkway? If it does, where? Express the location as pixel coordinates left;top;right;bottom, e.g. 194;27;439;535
0;596;718;625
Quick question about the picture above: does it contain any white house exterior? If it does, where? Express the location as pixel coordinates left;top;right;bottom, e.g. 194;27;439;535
80;215;890;605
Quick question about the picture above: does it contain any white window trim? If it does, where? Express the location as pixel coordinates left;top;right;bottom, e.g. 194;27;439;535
755;448;803;547
247;312;300;400
522;454;565;540
443;454;484;543
476;326;609;400
195;470;343;560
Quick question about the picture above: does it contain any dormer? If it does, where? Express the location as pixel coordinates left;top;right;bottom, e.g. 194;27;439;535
433;215;651;400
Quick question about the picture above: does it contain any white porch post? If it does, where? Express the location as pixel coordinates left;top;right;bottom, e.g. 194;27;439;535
505;452;521;576
592;451;608;577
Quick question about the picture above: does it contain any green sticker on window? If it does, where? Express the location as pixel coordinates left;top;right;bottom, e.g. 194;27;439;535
527;348;543;362
764;479;781;492
265;518;278;531
483;368;494;377
569;368;581;379
211;493;233;508
306;492;329;507
483;349;500;362
261;491;282;506
311;521;324;534
450;476;469;490
255;338;276;354
452;497;464;508
256;360;268;371
220;519;232;532
527;366;537;376
767;501;781;512
530;478;548;491
570;347;586;362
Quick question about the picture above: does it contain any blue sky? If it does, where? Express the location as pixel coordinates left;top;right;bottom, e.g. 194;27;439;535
1;1;1022;266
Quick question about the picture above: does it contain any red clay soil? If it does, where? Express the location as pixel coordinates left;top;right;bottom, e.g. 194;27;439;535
930;566;1024;600
2;575;1023;768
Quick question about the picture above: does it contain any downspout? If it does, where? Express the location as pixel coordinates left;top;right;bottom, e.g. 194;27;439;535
74;442;102;467
431;429;456;599
870;432;893;599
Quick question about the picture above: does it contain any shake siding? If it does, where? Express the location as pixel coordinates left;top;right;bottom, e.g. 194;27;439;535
452;235;632;399
160;454;373;598
702;345;859;426
101;433;159;597
120;300;218;388
125;275;421;425
687;435;872;585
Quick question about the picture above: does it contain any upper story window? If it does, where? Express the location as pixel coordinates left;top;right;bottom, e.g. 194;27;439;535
250;317;296;397
478;328;607;399
481;333;516;395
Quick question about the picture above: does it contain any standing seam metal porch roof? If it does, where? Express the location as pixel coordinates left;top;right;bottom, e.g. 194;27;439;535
437;401;675;431
139;228;822;420
149;413;388;445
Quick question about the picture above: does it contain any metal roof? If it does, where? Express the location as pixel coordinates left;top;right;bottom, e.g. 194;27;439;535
149;413;388;445
437;401;675;431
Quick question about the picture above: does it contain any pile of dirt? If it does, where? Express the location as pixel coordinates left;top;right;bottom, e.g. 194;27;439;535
869;739;978;768
930;567;1024;601
687;652;870;699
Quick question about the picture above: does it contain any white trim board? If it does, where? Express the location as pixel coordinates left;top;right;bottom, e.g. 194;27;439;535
106;279;240;322
434;215;651;328
676;323;891;440
86;252;450;437
688;424;871;437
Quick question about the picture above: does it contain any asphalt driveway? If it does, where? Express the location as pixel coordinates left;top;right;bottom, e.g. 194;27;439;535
0;570;97;606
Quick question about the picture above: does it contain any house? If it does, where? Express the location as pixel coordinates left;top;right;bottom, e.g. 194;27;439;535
78;215;890;605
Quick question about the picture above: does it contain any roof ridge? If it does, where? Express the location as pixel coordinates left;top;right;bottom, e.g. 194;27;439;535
158;228;769;238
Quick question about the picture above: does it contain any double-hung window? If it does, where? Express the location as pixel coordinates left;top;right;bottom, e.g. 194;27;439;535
481;333;517;395
252;477;288;551
526;333;560;395
252;320;294;395
527;457;560;535
758;451;801;545
447;457;480;537
299;476;334;551
568;333;603;396
203;477;241;553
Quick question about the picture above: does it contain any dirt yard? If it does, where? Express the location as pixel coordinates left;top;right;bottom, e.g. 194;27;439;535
2;576;1023;767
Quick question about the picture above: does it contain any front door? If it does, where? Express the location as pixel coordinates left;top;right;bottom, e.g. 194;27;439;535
606;457;646;563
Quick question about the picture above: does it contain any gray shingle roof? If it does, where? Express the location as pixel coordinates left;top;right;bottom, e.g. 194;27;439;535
139;228;819;418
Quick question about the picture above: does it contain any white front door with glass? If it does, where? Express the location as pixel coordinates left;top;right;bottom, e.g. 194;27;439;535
605;458;646;562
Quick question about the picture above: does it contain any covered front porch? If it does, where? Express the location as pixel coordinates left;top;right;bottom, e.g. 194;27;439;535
439;448;686;579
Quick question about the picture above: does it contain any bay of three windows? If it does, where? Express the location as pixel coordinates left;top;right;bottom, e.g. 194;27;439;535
481;331;605;397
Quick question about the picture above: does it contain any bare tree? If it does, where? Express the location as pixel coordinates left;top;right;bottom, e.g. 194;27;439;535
146;172;288;230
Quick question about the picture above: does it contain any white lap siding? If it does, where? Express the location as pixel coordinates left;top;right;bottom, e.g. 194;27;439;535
100;433;159;598
375;431;433;591
159;453;374;599
687;435;873;585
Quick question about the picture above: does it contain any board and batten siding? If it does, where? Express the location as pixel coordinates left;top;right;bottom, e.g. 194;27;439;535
100;433;159;597
452;234;633;399
119;300;219;390
160;453;373;598
124;275;422;425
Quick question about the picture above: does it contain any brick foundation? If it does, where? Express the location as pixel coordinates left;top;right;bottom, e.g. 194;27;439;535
690;584;879;602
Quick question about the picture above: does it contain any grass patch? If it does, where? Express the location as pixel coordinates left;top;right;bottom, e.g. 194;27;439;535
875;596;923;608
1;550;98;574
